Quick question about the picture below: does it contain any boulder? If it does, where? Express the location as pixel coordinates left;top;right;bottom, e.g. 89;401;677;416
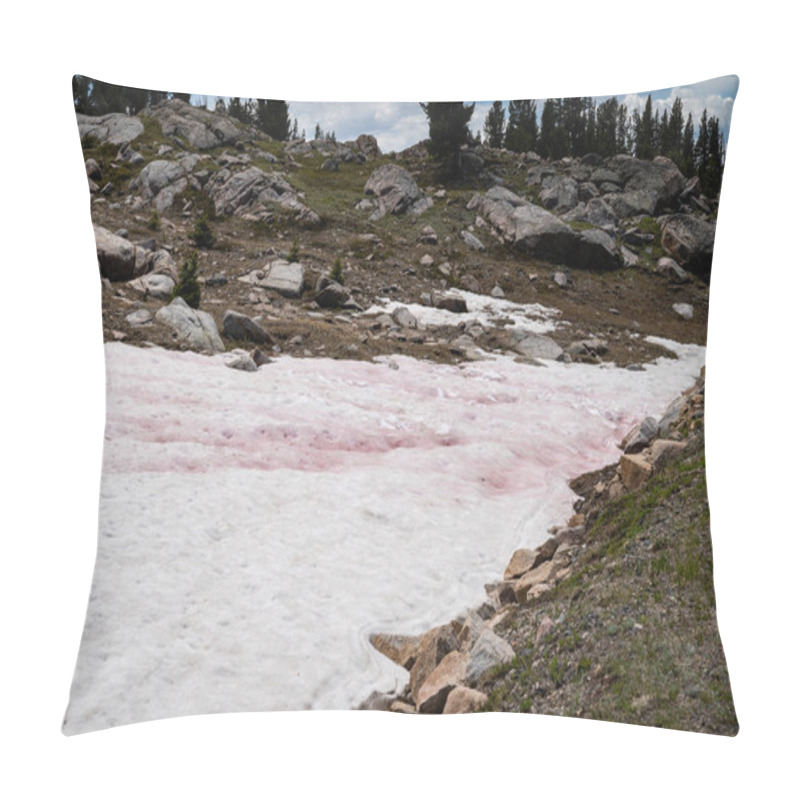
222;349;258;372
465;629;515;684
434;294;468;314
539;174;580;213
468;187;619;269
416;651;468;714
155;296;224;353
651;439;687;471
607;154;685;214
355;134;381;158
85;158;102;181
206;166;320;225
512;332;563;361
661;214;716;280
657;257;690;283
562;197;618;233
514;560;555;603
369;633;422;670
127;273;175;300
409;624;459;704
94;225;144;281
222;310;274;345
620;453;652;490
621;416;658;454
391;306;418;328
76;112;144;146
136;159;194;214
141;99;249;149
673;302;694;320
442;686;487;714
240;260;306;297
315;281;349;309
363;164;431;218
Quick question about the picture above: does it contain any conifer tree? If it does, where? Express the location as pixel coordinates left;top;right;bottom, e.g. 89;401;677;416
420;101;475;175
682;113;695;176
635;95;657;159
504;100;537;153
483;101;506;148
171;252;201;309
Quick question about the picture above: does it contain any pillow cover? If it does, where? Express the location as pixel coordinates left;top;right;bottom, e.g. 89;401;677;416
64;75;738;735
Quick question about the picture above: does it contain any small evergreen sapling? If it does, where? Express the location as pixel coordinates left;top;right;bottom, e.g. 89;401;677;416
329;257;345;285
190;212;216;249
171;251;202;309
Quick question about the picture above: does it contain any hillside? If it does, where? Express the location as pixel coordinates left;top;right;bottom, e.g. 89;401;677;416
78;98;715;369
73;97;735;733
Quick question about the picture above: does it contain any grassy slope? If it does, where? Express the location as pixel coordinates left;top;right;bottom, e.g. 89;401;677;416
479;430;738;736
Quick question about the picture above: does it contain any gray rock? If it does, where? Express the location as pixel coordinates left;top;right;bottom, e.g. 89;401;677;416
126;309;152;326
490;285;505;298
94;225;139;281
540;174;580;213
315;281;349;309
418;225;438;245
657;257;690;283
461;230;485;251
391;306;418;328
562;197;618;232
206;166;320;225
621;416;659;454
661;214;716;280
673;302;694;320
222;349;258;372
155;296;224;353
262;260;305;297
136;159;192;214
222;310;274;344
128;273;175;300
85;158;102;181
465;629;515;684
76;112;144;146
363;164;428;218
355;134;381;158
513;332;562;360
607;154;685;214
141;98;249;150
434;294;468;314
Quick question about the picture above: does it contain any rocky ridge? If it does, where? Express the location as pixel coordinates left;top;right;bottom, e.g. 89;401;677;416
81;97;716;371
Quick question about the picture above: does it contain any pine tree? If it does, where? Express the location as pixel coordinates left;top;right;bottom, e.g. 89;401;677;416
595;98;619;156
420;101;475;175
483;101;506;148
504;100;537;153
667;97;685;165
171;252;201;309
635;95;657;160
539;99;557;159
190;213;215;249
682;113;695;176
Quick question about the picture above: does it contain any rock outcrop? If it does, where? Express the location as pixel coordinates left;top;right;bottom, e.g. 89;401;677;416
206;166;320;225
363;164;432;219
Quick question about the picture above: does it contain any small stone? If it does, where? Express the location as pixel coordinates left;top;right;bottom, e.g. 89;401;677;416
672;302;694;320
442;687;487;714
491;286;505;298
620;453;652;490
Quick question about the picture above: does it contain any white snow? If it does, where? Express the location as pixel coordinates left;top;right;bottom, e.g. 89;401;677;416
363;290;562;335
64;339;705;734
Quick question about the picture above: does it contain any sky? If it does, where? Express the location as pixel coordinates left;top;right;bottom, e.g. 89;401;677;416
193;75;738;154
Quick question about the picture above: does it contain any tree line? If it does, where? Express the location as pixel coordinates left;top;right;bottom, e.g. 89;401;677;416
72;77;338;145
481;94;726;196
72;76;190;117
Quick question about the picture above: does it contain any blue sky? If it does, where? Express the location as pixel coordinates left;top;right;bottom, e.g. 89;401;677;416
193;75;738;154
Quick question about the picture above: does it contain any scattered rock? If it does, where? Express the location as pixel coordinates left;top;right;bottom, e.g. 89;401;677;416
154;296;224;353
363;164;431;219
661;214;716;280
222;310;274;345
621;416;659;454
442;686;488;714
620;453;653;490
673;303;694;320
461;230;485;251
465;628;515;684
222;349;258;372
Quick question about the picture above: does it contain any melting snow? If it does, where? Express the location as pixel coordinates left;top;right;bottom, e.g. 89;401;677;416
64;340;705;733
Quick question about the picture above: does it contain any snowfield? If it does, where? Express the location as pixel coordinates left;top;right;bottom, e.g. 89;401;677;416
64;338;705;734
